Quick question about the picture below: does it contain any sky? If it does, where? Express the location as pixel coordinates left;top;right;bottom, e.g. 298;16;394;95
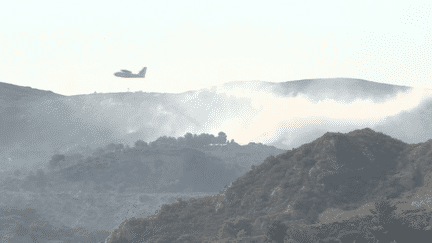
0;0;431;96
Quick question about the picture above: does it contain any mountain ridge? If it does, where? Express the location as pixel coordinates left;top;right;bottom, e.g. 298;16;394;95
2;78;431;167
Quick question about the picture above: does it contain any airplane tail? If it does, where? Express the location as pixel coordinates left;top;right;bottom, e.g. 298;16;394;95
138;67;147;77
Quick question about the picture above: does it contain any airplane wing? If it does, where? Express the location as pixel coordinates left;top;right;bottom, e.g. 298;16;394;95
121;70;132;73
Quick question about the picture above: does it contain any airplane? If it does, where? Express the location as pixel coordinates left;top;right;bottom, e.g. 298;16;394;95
114;67;147;78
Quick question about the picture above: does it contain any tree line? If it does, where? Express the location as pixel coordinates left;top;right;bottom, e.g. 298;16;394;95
46;131;233;171
135;131;230;149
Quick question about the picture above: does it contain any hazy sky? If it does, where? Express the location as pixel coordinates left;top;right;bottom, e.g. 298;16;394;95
1;0;431;96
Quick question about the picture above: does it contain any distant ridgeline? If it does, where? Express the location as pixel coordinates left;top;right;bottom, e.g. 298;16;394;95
9;131;283;194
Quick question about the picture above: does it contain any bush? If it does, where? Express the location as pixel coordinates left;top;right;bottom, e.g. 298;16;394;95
134;139;149;148
265;220;289;243
369;197;397;224
49;154;65;170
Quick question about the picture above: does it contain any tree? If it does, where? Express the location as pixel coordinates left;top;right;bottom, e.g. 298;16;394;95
197;133;216;146
22;171;38;191
151;136;178;148
217;131;227;144
175;132;227;147
177;136;186;146
49;154;65;170
265;220;289;243
13;169;21;177
184;132;194;147
35;169;48;190
412;165;423;188
370;197;398;225
134;139;149;149
105;143;124;152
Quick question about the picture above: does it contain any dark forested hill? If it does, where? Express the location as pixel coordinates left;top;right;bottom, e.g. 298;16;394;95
0;132;285;242
1;132;285;195
50;135;285;194
105;128;432;243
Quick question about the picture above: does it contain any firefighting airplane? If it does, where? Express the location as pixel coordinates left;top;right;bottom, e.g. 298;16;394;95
114;67;147;78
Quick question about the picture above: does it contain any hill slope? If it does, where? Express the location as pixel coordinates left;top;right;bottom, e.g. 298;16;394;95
105;128;432;243
0;82;63;155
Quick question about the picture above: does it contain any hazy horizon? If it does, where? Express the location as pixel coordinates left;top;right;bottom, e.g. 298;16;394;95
1;1;431;96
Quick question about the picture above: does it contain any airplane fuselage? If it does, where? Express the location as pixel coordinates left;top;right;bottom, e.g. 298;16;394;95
114;73;144;78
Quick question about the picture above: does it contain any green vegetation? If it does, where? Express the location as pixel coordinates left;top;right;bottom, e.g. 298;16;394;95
0;131;284;196
104;128;432;243
5;128;432;242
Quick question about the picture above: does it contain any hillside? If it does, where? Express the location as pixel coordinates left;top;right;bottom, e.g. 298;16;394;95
1;131;285;194
105;128;432;243
26;133;285;194
0;82;63;156
0;81;62;102
0;132;286;242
